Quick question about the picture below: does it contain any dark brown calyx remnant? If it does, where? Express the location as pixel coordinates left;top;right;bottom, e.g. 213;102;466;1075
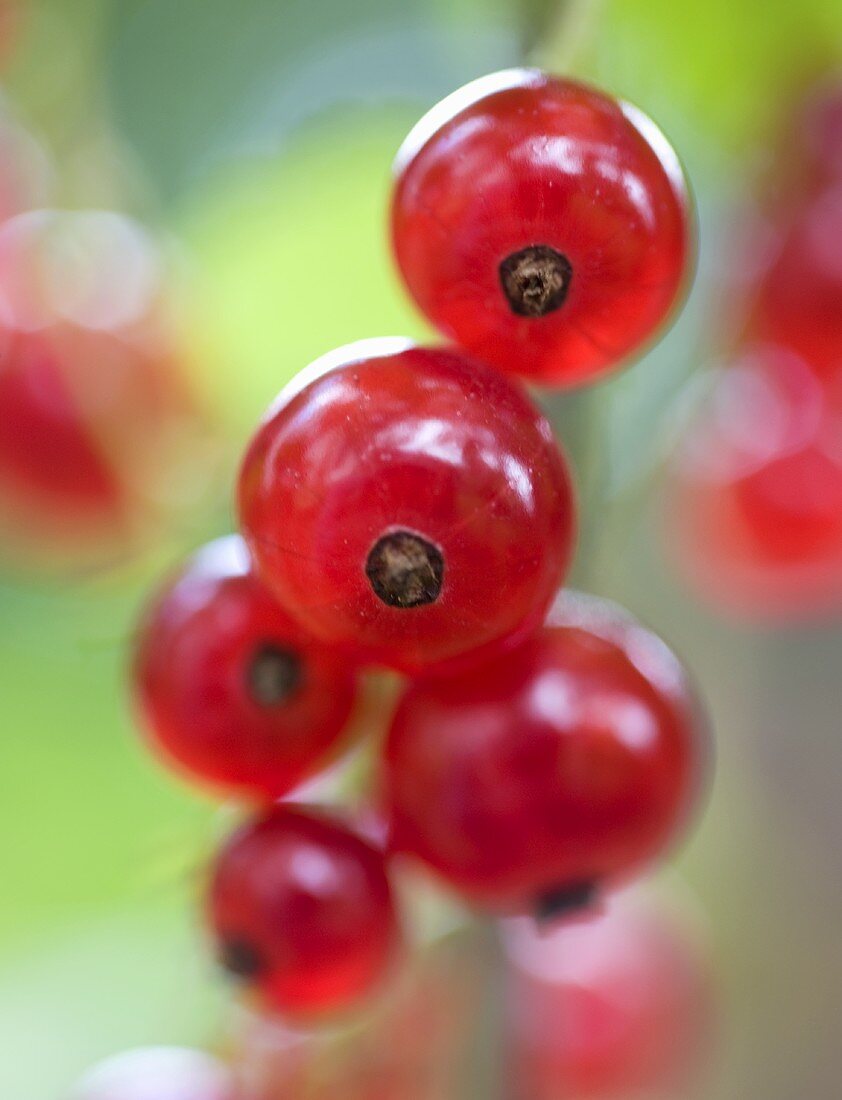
365;529;444;609
499;244;573;317
247;643;302;706
535;880;598;924
219;936;265;980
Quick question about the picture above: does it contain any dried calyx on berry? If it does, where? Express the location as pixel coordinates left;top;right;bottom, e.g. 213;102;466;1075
246;643;302;706
365;529;444;608
499;245;573;318
535;880;598;923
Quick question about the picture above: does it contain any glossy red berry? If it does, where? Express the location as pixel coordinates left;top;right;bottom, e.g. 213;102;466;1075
391;69;690;388
667;345;842;620
238;339;575;673
746;184;842;374
70;1047;235;1100
134;535;359;800
502;890;713;1098
208;805;400;1017
383;592;705;912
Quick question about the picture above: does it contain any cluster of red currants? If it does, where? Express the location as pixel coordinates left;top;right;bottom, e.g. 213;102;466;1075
133;69;708;1033
668;77;842;620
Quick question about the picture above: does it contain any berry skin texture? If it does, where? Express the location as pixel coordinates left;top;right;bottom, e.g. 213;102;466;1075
134;535;358;800
502;890;713;1098
208;805;400;1018
391;69;690;388
69;1047;235;1100
383;592;706;912
238;339;575;673
667;346;842;621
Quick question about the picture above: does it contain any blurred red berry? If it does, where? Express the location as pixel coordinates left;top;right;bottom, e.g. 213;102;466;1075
667;345;842;619
133;535;359;800
391;69;690;388
502;890;714;1098
238;339;575;673
746;184;842;374
209;805;400;1018
0;210;210;572
383;592;706;912
231;925;487;1100
70;1047;235;1100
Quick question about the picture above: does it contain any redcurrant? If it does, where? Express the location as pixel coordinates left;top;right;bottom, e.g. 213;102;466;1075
502;890;713;1098
746;184;842;373
0;211;206;572
70;1047;235;1100
0;327;126;524
667;345;842;620
134;535;359;800
383;591;705;912
391;69;690;388
238;339;575;673
231;925;486;1100
208;804;400;1017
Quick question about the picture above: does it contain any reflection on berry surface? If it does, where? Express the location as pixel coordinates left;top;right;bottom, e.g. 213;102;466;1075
238;339;575;673
134;535;360;800
209;805;400;1018
392;70;690;388
384;592;705;911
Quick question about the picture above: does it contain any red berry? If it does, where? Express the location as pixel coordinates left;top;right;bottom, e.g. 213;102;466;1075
231;925;486;1100
383;592;705;912
0;210;207;573
746;184;842;373
208;805;400;1017
134;535;359;800
502;890;713;1098
238;339;575;673
70;1047;235;1100
667;345;842;620
391;70;690;388
0;327;127;522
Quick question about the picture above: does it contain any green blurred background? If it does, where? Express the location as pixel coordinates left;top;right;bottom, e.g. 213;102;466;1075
2;1;842;1096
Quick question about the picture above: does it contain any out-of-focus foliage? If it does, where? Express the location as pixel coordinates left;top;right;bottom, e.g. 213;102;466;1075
177;112;430;433
553;0;842;160
104;0;519;202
